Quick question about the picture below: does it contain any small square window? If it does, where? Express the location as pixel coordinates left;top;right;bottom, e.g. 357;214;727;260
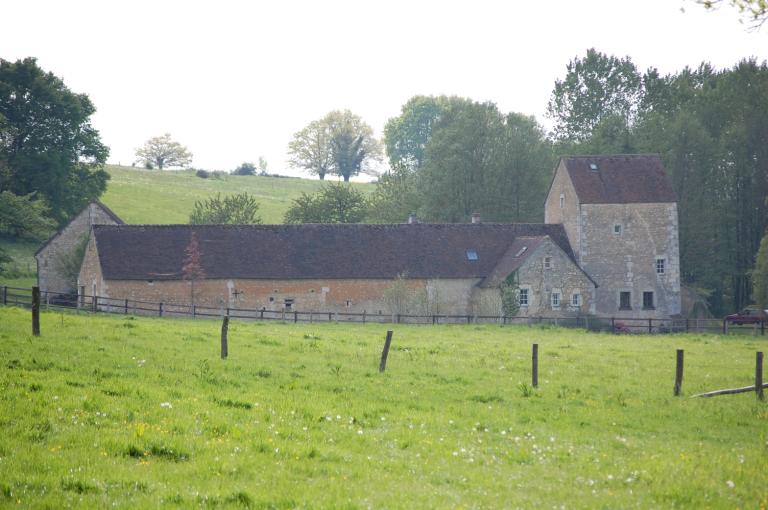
613;224;622;235
619;291;631;310
544;256;552;269
551;292;560;308
519;288;529;307
655;258;665;275
466;250;478;261
643;291;655;309
571;293;581;307
284;298;294;309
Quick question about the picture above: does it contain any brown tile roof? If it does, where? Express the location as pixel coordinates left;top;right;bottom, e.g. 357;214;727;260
92;223;576;281
562;154;677;204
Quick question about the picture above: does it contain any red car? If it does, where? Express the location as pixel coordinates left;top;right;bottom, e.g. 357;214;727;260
725;306;766;325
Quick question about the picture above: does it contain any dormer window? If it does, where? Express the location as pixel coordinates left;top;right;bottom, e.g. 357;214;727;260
589;163;599;171
466;250;478;261
559;193;564;208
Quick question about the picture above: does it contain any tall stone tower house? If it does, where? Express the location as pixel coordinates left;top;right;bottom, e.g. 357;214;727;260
545;155;681;319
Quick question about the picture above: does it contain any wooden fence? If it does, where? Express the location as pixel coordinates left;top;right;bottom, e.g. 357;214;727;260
1;285;765;336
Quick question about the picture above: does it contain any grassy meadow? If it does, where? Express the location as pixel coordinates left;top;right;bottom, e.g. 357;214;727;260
101;165;374;225
0;306;766;508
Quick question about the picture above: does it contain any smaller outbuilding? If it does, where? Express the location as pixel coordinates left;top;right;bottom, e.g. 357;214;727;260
35;201;123;297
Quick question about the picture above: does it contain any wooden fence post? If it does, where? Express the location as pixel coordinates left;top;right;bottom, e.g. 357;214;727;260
192;305;196;318
757;352;764;401
532;343;539;388
379;330;393;373
2;286;6;305
722;319;727;335
221;316;229;359
32;286;40;337
294;310;298;323
674;349;684;396
159;302;164;317
648;318;652;334
92;295;98;313
363;310;366;324
124;298;128;314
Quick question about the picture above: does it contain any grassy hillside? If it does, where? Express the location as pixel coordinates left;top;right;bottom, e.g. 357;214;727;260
0;165;375;282
1;307;766;508
101;165;375;225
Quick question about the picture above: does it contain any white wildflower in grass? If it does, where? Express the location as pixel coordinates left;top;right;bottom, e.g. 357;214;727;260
726;480;735;488
357;429;363;435
160;402;172;409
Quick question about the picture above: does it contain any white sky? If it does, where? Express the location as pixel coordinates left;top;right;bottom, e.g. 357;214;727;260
2;0;765;180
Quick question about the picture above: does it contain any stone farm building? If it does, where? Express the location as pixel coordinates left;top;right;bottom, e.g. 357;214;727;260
70;154;681;319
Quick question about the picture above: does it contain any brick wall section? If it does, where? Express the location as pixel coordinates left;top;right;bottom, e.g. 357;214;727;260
37;203;120;295
579;202;681;318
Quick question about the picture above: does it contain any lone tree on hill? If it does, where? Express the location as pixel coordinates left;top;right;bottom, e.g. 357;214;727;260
288;110;382;181
182;232;206;307
135;133;192;170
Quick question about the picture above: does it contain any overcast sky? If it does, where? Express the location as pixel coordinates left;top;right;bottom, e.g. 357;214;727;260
2;0;765;179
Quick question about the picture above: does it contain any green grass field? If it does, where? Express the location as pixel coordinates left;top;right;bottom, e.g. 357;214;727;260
1;307;766;508
101;165;374;225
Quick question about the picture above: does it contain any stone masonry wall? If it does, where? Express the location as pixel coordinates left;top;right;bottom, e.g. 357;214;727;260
544;161;581;258
579;202;681;319
37;203;119;295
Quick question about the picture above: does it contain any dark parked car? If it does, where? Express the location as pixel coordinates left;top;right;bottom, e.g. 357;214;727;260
725;306;766;325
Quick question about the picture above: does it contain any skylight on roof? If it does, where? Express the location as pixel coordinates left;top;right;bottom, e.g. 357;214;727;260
466;250;478;261
515;246;527;257
589;163;599;171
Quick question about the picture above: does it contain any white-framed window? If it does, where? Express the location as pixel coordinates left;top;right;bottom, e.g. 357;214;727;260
655;257;666;275
559;193;565;209
519;288;529;307
551;292;561;308
613;224;622;235
544;256;552;269
571;293;581;307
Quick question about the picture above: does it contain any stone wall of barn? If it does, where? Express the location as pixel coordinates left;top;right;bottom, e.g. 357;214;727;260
37;203;120;295
578;202;681;319
76;267;487;318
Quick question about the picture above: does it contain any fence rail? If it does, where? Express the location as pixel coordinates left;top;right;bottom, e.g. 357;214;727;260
1;285;764;336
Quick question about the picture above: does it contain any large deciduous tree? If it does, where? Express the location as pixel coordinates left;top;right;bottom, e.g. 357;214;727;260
383;96;470;172
0;57;109;224
288;110;382;182
135;133;192;170
288;119;334;180
189;193;262;224
547;48;642;143
417;101;553;223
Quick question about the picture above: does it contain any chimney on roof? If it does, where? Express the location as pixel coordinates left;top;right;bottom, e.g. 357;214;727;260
407;213;417;224
471;213;481;224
